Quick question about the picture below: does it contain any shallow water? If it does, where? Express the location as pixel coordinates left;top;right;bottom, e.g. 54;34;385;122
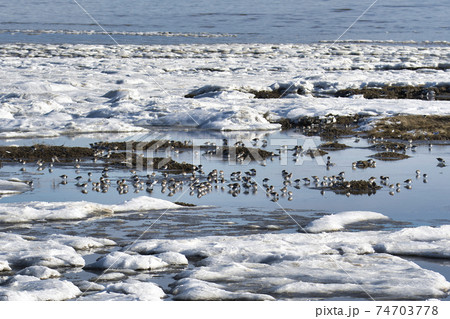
1;130;449;300
1;130;449;228
0;0;448;44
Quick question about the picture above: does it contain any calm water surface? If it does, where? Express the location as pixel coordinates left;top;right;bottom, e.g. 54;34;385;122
0;0;448;44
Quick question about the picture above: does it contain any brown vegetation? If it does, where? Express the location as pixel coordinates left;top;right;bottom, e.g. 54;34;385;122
368;115;450;140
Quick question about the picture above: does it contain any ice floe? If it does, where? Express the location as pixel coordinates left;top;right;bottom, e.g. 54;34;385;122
0;233;85;269
0;260;11;272
0;275;81;301
46;234;116;251
1;223;450;300
0;43;449;136
305;211;390;233
0;179;31;197
76;280;166;301
171;278;275;301
16;266;61;279
0;196;180;223
129;225;450;300
104;280;165;301
87;251;187;271
75;281;105;292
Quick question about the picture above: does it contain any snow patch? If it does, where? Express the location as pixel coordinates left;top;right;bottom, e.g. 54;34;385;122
305;211;390;233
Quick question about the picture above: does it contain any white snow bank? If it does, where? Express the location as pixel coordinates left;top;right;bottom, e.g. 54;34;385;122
0;233;85;269
197;106;281;131
129;225;450;300
0;196;180;223
1;43;449;135
0;275;81;301
305;211;390;233
87;251;187;270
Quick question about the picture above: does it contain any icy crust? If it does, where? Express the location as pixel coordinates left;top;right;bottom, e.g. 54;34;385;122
129;226;450;300
305;211;390;233
0;196;181;223
0;43;449;136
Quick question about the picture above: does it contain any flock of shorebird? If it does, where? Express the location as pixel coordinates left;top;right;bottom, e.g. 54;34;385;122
1;142;447;202
47;156;443;202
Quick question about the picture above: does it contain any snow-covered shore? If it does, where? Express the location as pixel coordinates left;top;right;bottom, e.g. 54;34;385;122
0;42;449;137
1;211;450;300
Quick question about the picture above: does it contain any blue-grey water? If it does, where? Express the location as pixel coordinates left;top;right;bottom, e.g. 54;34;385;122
0;0;448;44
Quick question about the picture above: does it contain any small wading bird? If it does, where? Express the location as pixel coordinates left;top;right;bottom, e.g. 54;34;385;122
437;158;446;167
